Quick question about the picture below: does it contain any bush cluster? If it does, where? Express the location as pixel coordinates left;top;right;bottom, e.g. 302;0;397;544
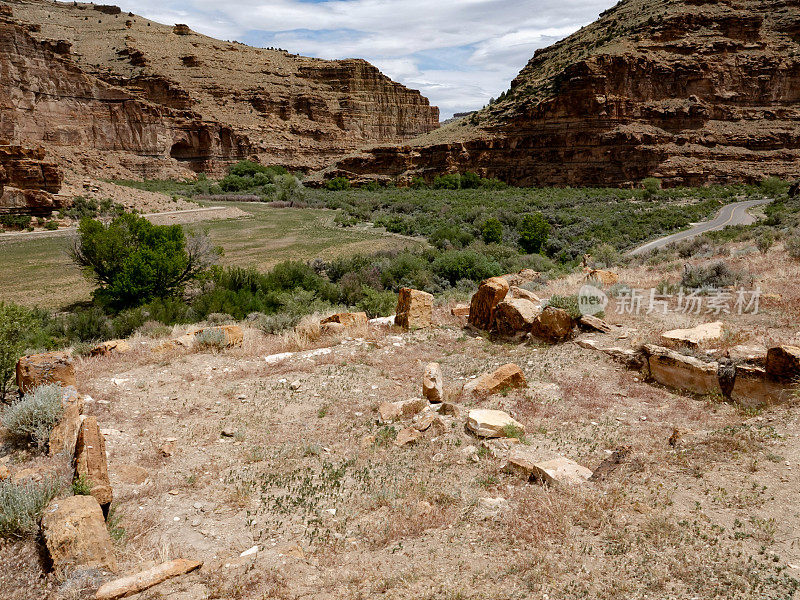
2;384;65;449
0;477;63;539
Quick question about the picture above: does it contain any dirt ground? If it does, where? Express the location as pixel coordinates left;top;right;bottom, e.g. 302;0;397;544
4;242;800;600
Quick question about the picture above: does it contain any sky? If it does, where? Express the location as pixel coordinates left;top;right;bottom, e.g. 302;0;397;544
85;0;616;119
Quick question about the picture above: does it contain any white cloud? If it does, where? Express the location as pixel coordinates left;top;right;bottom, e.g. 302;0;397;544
78;0;616;118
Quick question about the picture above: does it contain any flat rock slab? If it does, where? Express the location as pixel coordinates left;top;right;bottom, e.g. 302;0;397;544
90;339;131;357
578;314;612;333
661;322;724;348
74;416;113;507
467;409;524;438
378;398;427;422
16;351;75;394
644;344;721;396
765;345;800;383
48;387;84;458
530;456;592;486
731;364;791;408
463;363;527;397
321;312;368;327
95;559;202;600
493;298;540;337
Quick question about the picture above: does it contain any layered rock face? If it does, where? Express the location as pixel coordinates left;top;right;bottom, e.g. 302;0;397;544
3;0;438;176
332;0;800;187
0;144;63;214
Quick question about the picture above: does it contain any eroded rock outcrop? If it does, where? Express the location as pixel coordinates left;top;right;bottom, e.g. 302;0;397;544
329;0;800;187
0;144;63;215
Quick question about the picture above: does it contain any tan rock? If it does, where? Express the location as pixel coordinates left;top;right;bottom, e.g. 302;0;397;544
468;277;509;330
192;325;243;348
89;339;131;357
422;362;443;403
394;427;423;447
724;344;767;364
0;465;9;480
493;298;540;337
466;409;524;438
394;288;433;329
531;307;574;342
94;559;203;600
644;344;721;395
12;464;58;483
112;464;149;485
504;446;547;479
438;402;460;417
661;322;724;348
16;351;75;394
321;312;368;327
48;387;85;458
530;457;592;486
509;286;541;304
502;269;539;287
463;363;527;397
320;321;346;335
765;345;800;383
578;314;612;334
584;269;618;286
450;304;470;317
158;438;177;457
731;364;791;408
378;397;427;422
74;416;113;508
414;411;437;431
41;495;117;573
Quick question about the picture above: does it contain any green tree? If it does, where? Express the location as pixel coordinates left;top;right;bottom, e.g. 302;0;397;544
517;213;550;254
0;303;35;402
325;177;351;191
481;218;503;244
70;213;218;308
460;172;482;189
274;174;305;205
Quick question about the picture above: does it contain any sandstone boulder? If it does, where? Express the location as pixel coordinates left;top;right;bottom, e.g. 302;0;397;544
394;288;433;329
529;457;592;486
466;409;524;438
89;339;131;357
502;269;539;287
378;398;427;422
531;307;574;342
578;314;612;334
422;362;443;403
503;446;546;479
644;344;721;395
16;351;75;394
765;345;800;383
451;304;470;317
493;298;540;337
321;312;368;328
509;286;541;304
661;322;724;348
74;416;113;510
463;363;527;397
192;325;243;348
394;427;423;447
468;277;509;330
320;321;346;335
95;559;203;600
41;495;117;573
48;387;84;458
730;364;790;408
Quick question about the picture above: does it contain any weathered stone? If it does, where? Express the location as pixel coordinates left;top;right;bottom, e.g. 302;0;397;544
644;344;721;395
394;288;433;329
192;325;243;348
422;362;443;403
531;307;574;342
321;312;368;328
0;465;9;480
158;438;177;457
466;409;524;438
111;464;148;485
493;298;540;337
89;339;131;357
16;351;75;394
468;277;509;330
724;344;768;364
503;446;546;479
578;314;612;333
320;321;346;335
394;427;422;447
48;387;84;458
661;322;724;348
502;269;539;287
450;304;470;317
41;495;117;573
74;416;113;509
509;286;541;304
530;457;592;486
765;345;800;383
463;363;527;397
438;402;460;417
584;270;618;286
95;559;203;600
378;398;427;422
414;411;437;431
731;364;790;408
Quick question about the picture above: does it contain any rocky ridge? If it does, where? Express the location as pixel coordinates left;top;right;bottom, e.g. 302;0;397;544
329;0;800;187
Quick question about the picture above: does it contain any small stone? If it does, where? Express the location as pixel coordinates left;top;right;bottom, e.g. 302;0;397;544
463;363;527;397
289;380;301;391
661;322;724;348
378;397;427;422
159;439;177;457
414;411;437;431
422;362;443;403
529;456;592;486
221;428;235;437
240;546;259;557
466;409;524;438
394;427;423;446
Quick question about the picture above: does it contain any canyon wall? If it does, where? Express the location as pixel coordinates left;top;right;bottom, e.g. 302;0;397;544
330;0;800;187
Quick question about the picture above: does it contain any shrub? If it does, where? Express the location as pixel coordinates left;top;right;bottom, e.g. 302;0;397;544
481;218;503;244
71;213;218;308
592;243;621;268
517;213;550;254
273;174;305;205
431;250;502;285
760;177;789;198
680;261;749;289
219;174;253;192
228;160;268;178
326;177;351;191
65;306;112;342
756;231;775;254
460;172;482;189
410;177;427;189
2;384;65;449
0;214;32;230
546;294;583;319
432;174;461;190
71;474;93;496
254;311;300;335
431;225;473;249
0;477;63;538
194;328;227;350
44;220;59;231
785;229;800;260
0;303;37;402
61;196;124;221
642;177;662;198
355;287;396;318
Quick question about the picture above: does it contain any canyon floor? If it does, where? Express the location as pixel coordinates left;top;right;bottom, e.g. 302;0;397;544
4;236;800;599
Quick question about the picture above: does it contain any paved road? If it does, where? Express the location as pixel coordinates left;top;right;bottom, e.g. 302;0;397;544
628;198;771;256
0;206;228;240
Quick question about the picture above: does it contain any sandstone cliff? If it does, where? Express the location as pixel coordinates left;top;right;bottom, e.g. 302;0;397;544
329;0;800;187
1;0;438;177
0;143;63;215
